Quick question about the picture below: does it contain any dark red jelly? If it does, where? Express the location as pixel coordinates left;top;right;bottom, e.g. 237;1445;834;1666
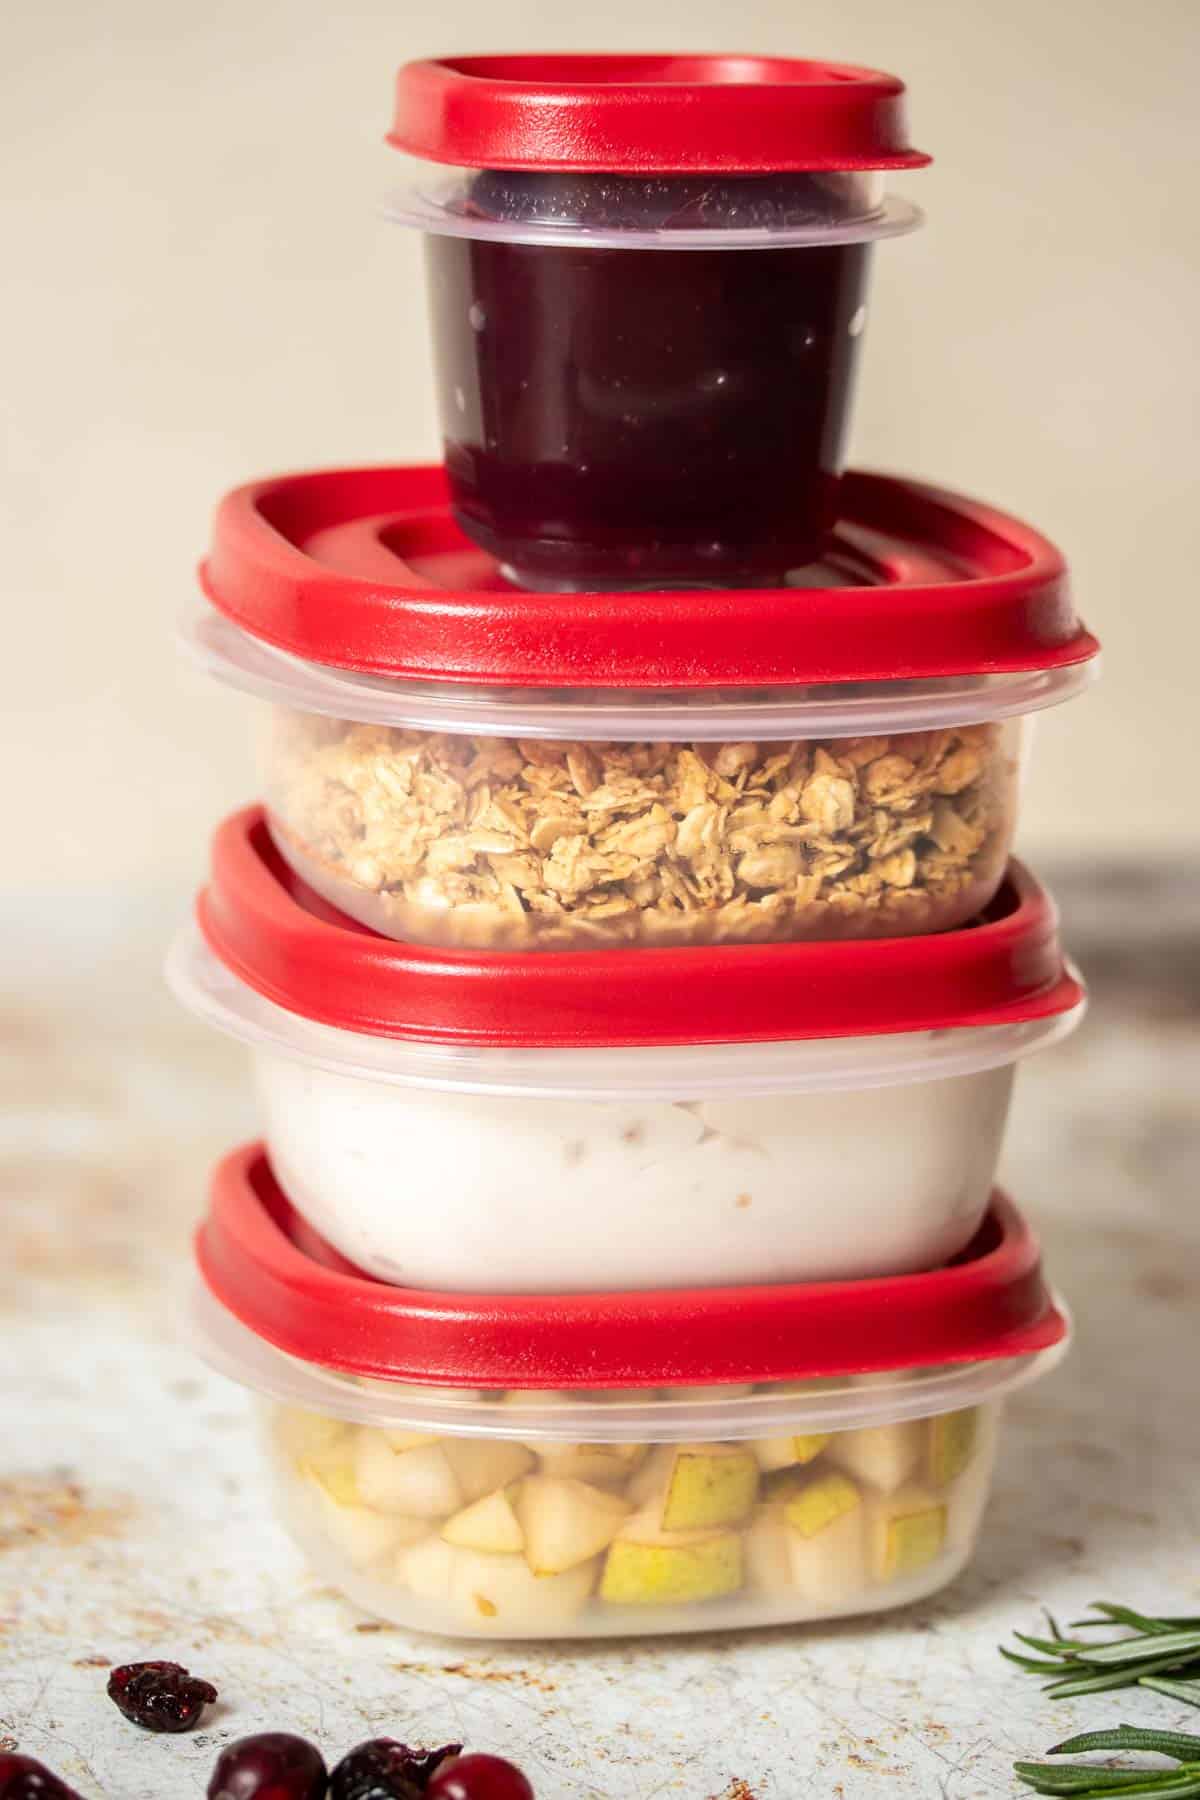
425;171;871;589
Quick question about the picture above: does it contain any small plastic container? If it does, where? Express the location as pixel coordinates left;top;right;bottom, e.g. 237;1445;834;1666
189;464;1100;953
167;808;1084;1293
192;1144;1070;1640
387;55;929;587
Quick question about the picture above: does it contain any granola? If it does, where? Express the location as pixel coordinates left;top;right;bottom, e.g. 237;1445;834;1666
263;712;1015;948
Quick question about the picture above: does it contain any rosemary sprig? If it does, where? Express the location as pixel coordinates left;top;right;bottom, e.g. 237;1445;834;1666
1003;1604;1200;1795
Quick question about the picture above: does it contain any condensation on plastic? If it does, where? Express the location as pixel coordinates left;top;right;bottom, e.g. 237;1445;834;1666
167;923;1086;1103
383;168;922;251
182;603;1097;740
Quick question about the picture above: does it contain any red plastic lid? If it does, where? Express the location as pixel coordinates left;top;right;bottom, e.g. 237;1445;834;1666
198;1143;1067;1384
388;55;929;174
200;465;1098;689
197;808;1083;1050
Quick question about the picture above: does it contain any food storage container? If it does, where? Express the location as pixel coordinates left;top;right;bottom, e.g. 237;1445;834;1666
167;807;1084;1292
189;464;1100;951
386;54;929;587
192;1142;1070;1640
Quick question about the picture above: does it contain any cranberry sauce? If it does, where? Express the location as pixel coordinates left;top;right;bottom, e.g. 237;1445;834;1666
424;171;872;589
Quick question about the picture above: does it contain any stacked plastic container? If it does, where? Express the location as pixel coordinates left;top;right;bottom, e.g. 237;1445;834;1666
172;55;1099;1640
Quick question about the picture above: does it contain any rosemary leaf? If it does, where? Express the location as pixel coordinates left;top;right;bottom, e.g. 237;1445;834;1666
1001;1645;1078;1674
1014;1765;1200;1796
1077;1607;1184;1638
1076;1633;1200;1669
1019;1630;1090;1657
1140;1679;1200;1710
1048;1728;1200;1760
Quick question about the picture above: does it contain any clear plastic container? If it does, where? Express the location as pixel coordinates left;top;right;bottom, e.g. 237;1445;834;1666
169;833;1084;1290
193;1280;1063;1641
386;55;927;589
262;709;1019;951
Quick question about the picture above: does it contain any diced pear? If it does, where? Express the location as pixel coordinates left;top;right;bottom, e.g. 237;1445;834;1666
275;1406;351;1463
600;1511;742;1606
869;1484;947;1581
627;1443;760;1524
354;1433;463;1517
784;1471;862;1539
533;1444;647;1488
788;1503;867;1607
398;1533;457;1602
751;1434;831;1473
304;1477;423;1569
927;1409;980;1487
515;1477;631;1575
381;1430;439;1452
448;1548;597;1631
442;1438;536;1503
827;1422;924;1494
441;1486;525;1554
299;1442;361;1507
743;1505;793;1594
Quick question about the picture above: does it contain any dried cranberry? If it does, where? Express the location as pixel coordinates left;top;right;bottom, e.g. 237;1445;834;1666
426;1757;534;1800
330;1740;462;1798
207;1733;328;1800
0;1756;84;1799
107;1660;218;1732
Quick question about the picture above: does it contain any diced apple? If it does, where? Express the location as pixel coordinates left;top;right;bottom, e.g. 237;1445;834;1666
827;1422;924;1494
515;1477;631;1575
868;1483;947;1581
599;1510;742;1606
751;1434;831;1473
354;1433;463;1517
442;1438;536;1503
441;1487;525;1555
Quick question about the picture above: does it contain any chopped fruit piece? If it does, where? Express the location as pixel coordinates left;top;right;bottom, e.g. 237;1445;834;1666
442;1438;536;1503
625;1444;676;1508
531;1443;645;1487
302;1445;361;1507
354;1435;463;1518
827;1421;924;1493
751;1434;831;1472
788;1500;867;1606
656;1445;759;1531
305;1477;423;1568
447;1548;596;1630
275;1407;351;1462
927;1409;979;1486
106;1660;218;1733
330;1737;462;1798
381;1430;440;1452
206;1732;327;1800
783;1471;861;1539
600;1515;743;1606
743;1504;792;1594
426;1754;534;1800
515;1476;631;1574
398;1534;457;1603
869;1484;947;1580
441;1487;525;1555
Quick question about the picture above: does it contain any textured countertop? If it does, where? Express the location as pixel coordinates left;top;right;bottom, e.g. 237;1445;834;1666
1;873;1198;1800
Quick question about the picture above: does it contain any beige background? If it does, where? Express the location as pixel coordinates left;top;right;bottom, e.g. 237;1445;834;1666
3;0;1197;889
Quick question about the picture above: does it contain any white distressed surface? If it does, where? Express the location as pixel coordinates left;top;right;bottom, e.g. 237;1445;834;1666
1;887;1198;1800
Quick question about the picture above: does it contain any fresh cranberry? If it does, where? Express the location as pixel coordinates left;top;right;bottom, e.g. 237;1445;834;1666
426;1757;534;1800
207;1733;328;1800
0;1756;83;1799
330;1739;461;1798
107;1660;218;1732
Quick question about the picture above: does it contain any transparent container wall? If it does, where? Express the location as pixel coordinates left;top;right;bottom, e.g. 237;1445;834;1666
263;1392;999;1640
422;185;873;589
261;710;1023;951
255;1048;1013;1291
